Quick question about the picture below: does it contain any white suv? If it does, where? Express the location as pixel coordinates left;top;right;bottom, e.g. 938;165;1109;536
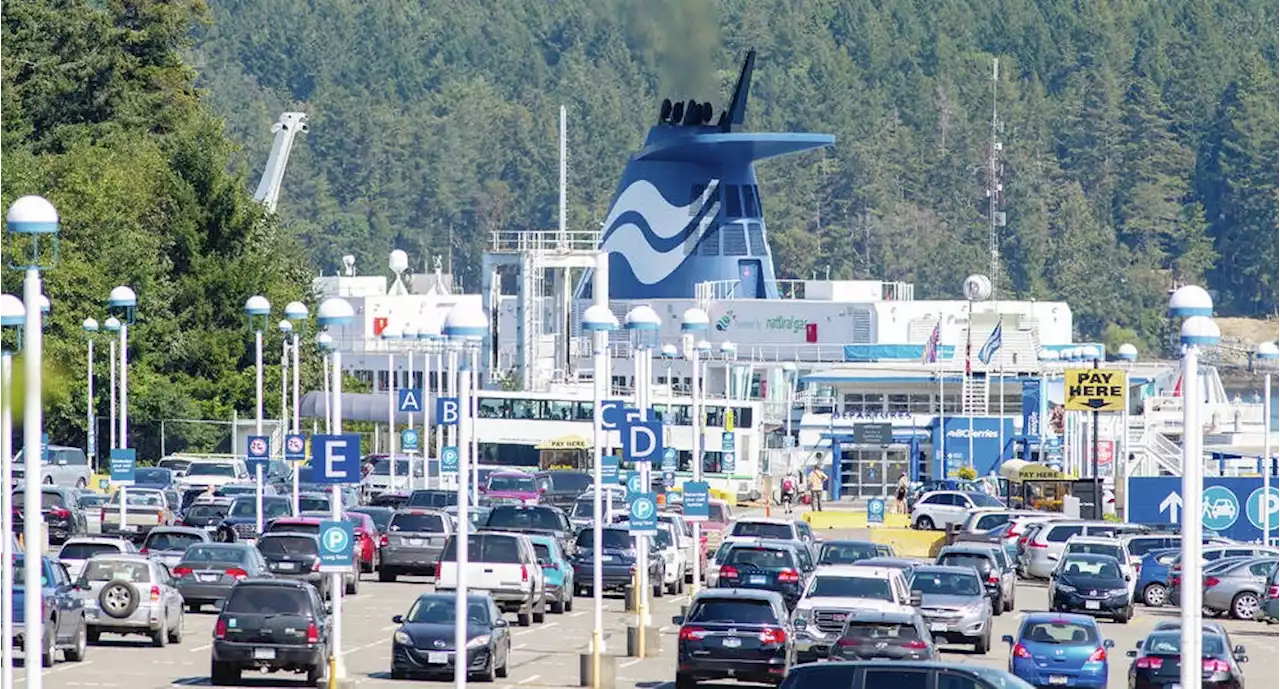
790;564;917;663
178;459;249;491
911;491;1004;530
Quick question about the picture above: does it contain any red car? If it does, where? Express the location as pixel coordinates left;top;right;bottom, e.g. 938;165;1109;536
299;510;380;573
699;500;734;557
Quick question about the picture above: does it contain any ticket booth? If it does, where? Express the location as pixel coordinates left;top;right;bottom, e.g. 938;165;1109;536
536;435;591;471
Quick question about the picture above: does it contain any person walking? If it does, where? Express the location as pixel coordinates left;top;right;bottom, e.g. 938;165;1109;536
807;465;828;512
895;472;909;513
780;473;797;515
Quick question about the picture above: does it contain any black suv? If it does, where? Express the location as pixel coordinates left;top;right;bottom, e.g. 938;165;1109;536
779;661;1037;689
533;471;592;512
674;588;791;688
210;579;331;685
484;504;575;556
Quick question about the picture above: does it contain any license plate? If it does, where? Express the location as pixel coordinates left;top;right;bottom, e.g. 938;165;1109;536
1049;676;1068;685
427;651;449;664
1085;601;1100;610
748;575;766;584
254;648;276;660
722;637;741;648
408;538;424;546
930;623;947;632
204;525;218;532
600;555;612;562
199;573;220;582
119;524;137;532
1171;685;1180;689
277;562;297;571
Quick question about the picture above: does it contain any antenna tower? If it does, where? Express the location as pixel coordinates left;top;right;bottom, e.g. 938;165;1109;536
987;58;1005;300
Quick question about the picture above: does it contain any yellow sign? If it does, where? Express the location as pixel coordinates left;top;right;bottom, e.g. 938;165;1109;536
536;435;590;451
1064;369;1126;412
1016;465;1067;481
725;409;735;432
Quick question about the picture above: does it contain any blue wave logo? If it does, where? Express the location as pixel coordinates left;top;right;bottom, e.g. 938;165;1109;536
599;179;720;287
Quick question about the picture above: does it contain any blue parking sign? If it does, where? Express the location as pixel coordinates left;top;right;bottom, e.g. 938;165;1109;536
625;471;644;497
627;492;658;535
662;447;677;473
867;498;886;525
662;471;675;489
109;448;136;486
436;397;461;425
722;431;735;452
623;419;663;466
601;456;620;485
722;451;736;473
311;434;362;484
441;446;459;474
318;520;355;572
401;428;420;452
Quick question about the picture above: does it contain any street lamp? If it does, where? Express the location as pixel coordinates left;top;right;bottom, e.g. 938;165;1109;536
401;322;419;490
7;194;59;689
104;316;121;451
1169;284;1216;689
83;318;99;471
582;304;618;687
1256;341;1278;546
316;296;354;681
419;312;442;486
680;307;709;594
782;361;798;461
244;295;271;533
442;303;488;689
624;305;660;645
1;292;24;685
382;323;403;489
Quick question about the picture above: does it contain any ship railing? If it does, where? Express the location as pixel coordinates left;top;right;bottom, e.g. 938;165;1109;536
489;228;601;254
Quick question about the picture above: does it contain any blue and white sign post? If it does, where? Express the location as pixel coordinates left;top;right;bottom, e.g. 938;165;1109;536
109;448;137;486
682;481;710;521
584;296;619;670
246;435;270;534
440;446;459;475
625;304;662;650
867;498;886;526
318;520;355;572
317;294;355;680
244;295;272;542
681;307;710;597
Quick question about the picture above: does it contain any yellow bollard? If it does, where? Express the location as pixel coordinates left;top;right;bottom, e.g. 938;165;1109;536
328;653;337;689
636;567;646;660
591;628;601;689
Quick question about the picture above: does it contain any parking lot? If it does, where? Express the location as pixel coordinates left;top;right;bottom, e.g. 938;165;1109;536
15;519;1278;689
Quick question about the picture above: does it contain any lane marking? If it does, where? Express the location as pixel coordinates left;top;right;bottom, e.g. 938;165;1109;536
188;643;212;653
517;675;542;684
342;638;386;655
620;657;644;667
513;621;557;636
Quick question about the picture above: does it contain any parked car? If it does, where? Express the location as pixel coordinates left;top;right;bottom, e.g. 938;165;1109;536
481;471;541;505
76;492;109;534
674;588;791;689
13;486;88;545
390;592;511;681
437;531;546;626
1262;565;1279;623
12;445;93;490
1135;548;1181;607
908;564;993;653
911;491;1004;531
210;578;330;685
265;518;361;593
378;509;454;581
533;470;592;512
779;661;1034;689
484;504;576;557
139;526;212;569
56;536;138;580
817;539;882;566
172;542;272;612
405;489;458;509
74;553;184;646
218;495;293;542
825;609;937;662
527;533;574;613
178;459;249;492
714;540;806;609
791;564;917;662
853;556;920;581
936;543;1013;614
1201;556;1278;620
1049;553;1133;622
571;526;662;599
177;497;232;531
99;488;174;541
659;511;700;583
361;455;419;495
1060;536;1136;596
1169;557;1257;608
1126;629;1247;689
1003;613;1112;688
370;491;411;509
349;505;395;534
257;533;330;598
1021;520;1141;579
568;490;626;530
132;467;177;492
12;555;88;666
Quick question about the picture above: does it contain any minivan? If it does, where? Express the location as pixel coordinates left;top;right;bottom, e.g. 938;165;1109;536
12;445;92;489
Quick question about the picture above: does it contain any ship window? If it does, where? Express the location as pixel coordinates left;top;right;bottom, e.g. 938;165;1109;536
746;222;765;256
742;185;759;217
722;224;748;256
724;185;742;217
690;184;707;217
699;226;719;255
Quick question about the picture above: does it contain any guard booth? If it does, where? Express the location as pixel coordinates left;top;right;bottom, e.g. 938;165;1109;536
999;460;1073;511
536;435;591;471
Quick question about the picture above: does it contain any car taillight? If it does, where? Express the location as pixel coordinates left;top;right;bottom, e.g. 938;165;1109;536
1029;541;1047;548
1204;577;1220;588
150;585;161;601
758;627;787;645
1136;656;1164;669
226;567;249;580
172;566;193;576
1013;643;1032;659
1003;526;1018;538
379;534;389;547
1087;647;1107;663
903;640;928;649
306;622;319;644
50;508;70;519
100;508;106;522
720;565;739;579
312;558;322;572
521;564;528;582
777;569;800;583
140;548;149;555
214;618;228;639
1268;584;1278;598
156;510;165;521
1171;576;1181;587
987;573;1000;584
834;636;859;647
679;626;708;641
1203;659;1230;673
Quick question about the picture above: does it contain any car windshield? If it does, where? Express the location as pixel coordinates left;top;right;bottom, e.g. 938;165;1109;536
12;492;66;509
688;598;777;625
224;586;310;615
1126;538;1170;557
807;576;892;600
545;473;591;493
842;621;920;641
217;485;256;496
730;522;793;540
654;529;673;549
487;475;535;492
486;507;561;531
270;522;320;535
184;504;228;520
372;459;412;476
973;513;1010;530
187;463;238;477
724;547;795;570
708;504;728;522
107;491;164;507
143;532;203;551
938;553;993;572
229;498;292;519
1143;633;1226;656
819;542;879;565
183;545;250;564
407;490;457;508
533;543;555;562
83;559;151;583
298;495;330;512
353;509;394;531
1022;621;1099;645
59;543;123;560
1066;542;1123;558
158;459;191;472
259;536;318;556
969;493;1003;508
406;598;490;625
134;468;172;485
1062;558;1123;579
911;571;982;596
390;512;446;533
577;529;632;550
571;500;599;518
12;562;48;588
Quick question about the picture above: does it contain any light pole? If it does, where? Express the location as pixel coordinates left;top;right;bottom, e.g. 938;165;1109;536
285;302;308;509
782;361;798;475
1036;349;1059;470
442;304;487;689
720;341;737;401
316;333;334;434
8;194;59;689
418;315;441;489
680;307;709;593
1117;343;1138;518
279;319;293;446
582;304;617;686
962;274;993;468
402;323;418;490
245;295;271;534
625;305;661;642
83;318;99;472
382;324;403;487
1169;284;1217;689
1;292;25;688
1257;341;1278;546
107;287;137;534
316;296;355;681
104;316;121;452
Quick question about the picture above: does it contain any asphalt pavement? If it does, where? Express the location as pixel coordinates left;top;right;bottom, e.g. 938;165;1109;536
16;519;1280;689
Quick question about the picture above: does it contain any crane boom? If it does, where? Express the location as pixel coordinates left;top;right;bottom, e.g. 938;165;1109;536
253;112;309;213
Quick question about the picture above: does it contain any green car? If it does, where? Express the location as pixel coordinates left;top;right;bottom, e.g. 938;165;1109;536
527;534;575;614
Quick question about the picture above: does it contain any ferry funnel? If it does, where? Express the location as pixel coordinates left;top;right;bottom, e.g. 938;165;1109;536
590;50;834;300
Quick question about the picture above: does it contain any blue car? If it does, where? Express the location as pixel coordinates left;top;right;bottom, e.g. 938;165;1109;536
1003;613;1112;688
527;534;574;614
1135;548;1180;607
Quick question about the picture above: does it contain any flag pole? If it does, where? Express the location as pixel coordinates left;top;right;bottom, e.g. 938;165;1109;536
967;300;975;468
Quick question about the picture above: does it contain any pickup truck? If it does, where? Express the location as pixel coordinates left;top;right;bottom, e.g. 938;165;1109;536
790;564;918;663
436;531;546;626
100;488;174;541
176;459;249;492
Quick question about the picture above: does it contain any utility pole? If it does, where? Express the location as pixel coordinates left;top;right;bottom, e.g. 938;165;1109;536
988;58;1004;302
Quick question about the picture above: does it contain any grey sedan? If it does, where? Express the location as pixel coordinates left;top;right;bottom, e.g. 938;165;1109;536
171;543;271;612
140;526;211;570
379;509;454;581
908;564;993;653
1203;556;1278;620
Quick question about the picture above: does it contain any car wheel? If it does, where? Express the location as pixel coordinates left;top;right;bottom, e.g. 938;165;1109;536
550;594;565;615
475;654;497;683
675;671;698;689
306;662;324;685
168;611;184;644
1003;592;1015;612
99;581;140;620
378;567;396;583
187;602;201;614
41;627;55;667
992;597;1003;616
64;619;87;662
496;641;511;678
517;611;531;627
1232;592;1261;620
210;660;240;686
345;575;358;595
87;626;101;644
916;516;935;530
1143;583;1167;607
975;632;990;654
390;667;407;680
151;622;168;648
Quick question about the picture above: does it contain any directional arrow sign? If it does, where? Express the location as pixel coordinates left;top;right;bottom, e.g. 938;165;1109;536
1159;491;1182;523
1064;368;1125;412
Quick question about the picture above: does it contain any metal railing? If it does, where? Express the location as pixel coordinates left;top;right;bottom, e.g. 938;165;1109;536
489;229;600;254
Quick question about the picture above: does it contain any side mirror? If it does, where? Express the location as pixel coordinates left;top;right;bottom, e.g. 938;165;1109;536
909;592;923;607
494;618;508;627
1047;554;1060;561
392;615;404;624
1001;635;1014;645
1126;650;1138;658
1124;574;1132;581
324;602;333;615
1234;645;1247;655
671;615;685;625
1104;639;1115;649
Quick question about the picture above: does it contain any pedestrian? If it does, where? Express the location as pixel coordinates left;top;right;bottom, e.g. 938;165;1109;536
895;472;909;513
807;464;827;512
780;474;797;515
